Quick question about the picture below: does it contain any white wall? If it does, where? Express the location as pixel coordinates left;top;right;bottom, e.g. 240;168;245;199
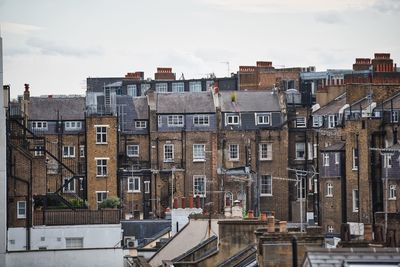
8;224;122;251
6;248;124;267
0;36;7;267
171;208;202;234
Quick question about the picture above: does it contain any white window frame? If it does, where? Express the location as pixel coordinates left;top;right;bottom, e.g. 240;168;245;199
128;177;141;193
327;225;334;233
189;81;202;92
312;116;323;127
63;145;75;158
259;143;272;160
127;84;137;97
63;178;75;193
193;175;206;197
326;183;333;197
158;116;162;127
164;144;174;162
65;237;84;249
328;115;337;128
352;189;359;212
295;117;307;128
96;158;108;177
255;113;271;125
391;111;399;123
34;145;44;157
307;143;313;160
260;175;272;196
389;184;396;200
156;83;168;93
80;145;85;158
135;121;147;129
335;153;340;164
229;144;239;161
323;153;330;166
96;191;108;208
313;144;318;159
295;143;305;160
144;181;150;194
65;121;82;131
172;82;184;92
193;115;209;126
225;114;240;126
167;115;184;127
383;154;392;168
193;144;206;162
352;148;358;170
127;145;139;157
17;201;26;219
31;121;48;130
95;125;108;144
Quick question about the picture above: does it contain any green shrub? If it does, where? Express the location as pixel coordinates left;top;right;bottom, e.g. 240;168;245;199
98;196;121;209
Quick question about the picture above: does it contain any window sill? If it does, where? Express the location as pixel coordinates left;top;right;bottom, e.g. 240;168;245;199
388;198;397;201
260;159;272;161
352;168;358;171
193;159;206;162
17;217;26;220
96;142;108;145
127;155;139;158
295;158;306;161
96;175;108;178
352;210;359;213
325;195;333;198
228;159;239;162
260;194;273;197
164;160;174;163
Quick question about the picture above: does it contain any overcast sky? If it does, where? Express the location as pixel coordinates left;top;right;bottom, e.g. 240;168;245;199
1;0;400;98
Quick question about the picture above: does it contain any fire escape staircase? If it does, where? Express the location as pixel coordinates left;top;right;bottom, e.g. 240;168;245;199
8;118;87;210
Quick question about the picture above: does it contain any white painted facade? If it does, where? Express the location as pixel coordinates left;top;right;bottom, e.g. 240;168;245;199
171;208;202;234
0;35;7;267
8;224;122;251
6;248;124;267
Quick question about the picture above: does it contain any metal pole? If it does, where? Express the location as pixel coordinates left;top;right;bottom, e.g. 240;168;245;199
171;169;174;208
298;173;304;233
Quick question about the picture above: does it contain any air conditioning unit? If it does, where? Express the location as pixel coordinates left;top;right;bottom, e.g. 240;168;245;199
124;236;137;249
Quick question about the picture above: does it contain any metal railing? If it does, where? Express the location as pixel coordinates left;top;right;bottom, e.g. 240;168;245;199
33;209;121;226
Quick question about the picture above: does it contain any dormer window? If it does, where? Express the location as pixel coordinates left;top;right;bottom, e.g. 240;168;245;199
225;114;239;126
312;116;323;127
167;115;184;127
135;121;147;129
328;115;338;128
65;121;82;131
391;111;399;123
295;117;306;128
32;121;48;130
255;113;271;125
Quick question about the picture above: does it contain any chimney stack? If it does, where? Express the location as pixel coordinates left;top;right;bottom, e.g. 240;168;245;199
155;67;175;80
124;71;144;80
23;84;30;101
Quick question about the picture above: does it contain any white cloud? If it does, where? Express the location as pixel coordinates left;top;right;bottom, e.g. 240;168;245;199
26;37;102;57
1;21;42;35
314;11;344;24
199;0;378;13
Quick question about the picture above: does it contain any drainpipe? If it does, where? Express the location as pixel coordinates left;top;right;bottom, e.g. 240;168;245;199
292;236;298;267
356;133;361;223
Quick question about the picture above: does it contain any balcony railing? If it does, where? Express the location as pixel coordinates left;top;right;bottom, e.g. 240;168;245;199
33;209;121;226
